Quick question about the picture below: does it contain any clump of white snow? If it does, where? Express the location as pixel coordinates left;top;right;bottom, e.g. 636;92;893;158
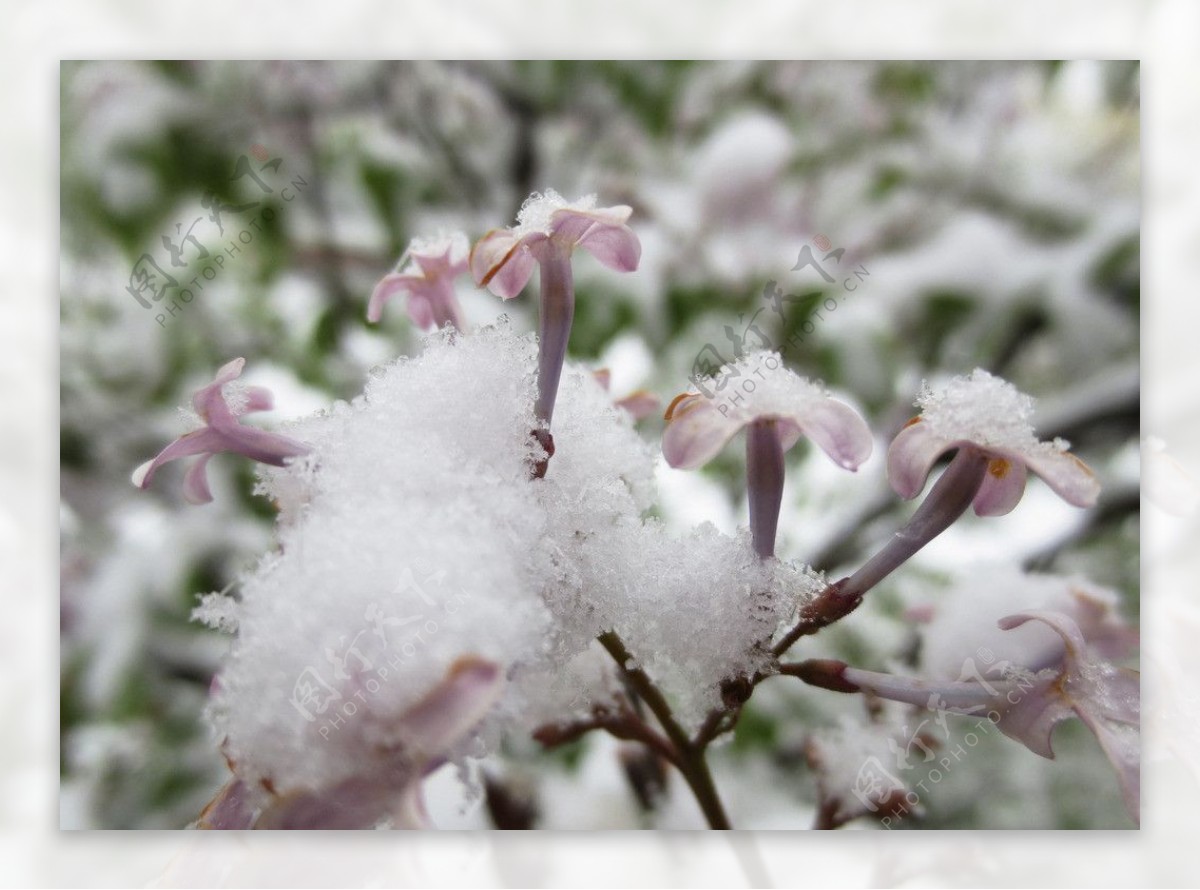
208;322;821;800
916;368;1068;456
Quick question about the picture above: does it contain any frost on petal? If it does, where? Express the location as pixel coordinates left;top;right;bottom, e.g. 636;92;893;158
886;418;953;499
971;454;1029;517
688;351;871;472
910;368;1100;510
915;368;1040;452
1022;448;1102;509
470;229;537;299
661;393;743;469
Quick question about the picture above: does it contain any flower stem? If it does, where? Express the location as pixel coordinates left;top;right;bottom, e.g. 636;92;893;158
598;630;732;829
533;241;575;428
746;419;785;559
838;446;988;600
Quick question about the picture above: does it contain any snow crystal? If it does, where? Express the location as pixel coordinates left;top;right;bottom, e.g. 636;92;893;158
705;350;835;424
193;592;239;633
514;189;597;237
916;368;1065;455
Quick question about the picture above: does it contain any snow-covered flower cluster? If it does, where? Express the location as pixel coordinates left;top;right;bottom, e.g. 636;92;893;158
127;192;1137;831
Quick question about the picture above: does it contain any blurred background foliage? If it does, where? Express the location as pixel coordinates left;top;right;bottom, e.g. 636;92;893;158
60;61;1138;829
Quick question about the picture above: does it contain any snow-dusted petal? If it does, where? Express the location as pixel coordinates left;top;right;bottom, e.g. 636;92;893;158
902;369;1102;511
388;657;505;758
192;357;246;420
1022;448;1102;509
661;393;742;469
886;418;953;499
972;454;1029;517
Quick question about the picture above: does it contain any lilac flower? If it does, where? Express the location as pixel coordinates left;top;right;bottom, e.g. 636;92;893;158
368;232;470;331
889;368;1100;516
131;358;309;504
839;370;1099;598
662;352;872;558
470;190;640;432
794;608;1140;824
199;658;504;830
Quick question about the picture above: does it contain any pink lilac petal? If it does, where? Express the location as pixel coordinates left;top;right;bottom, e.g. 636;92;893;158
253;775;413;830
575;219;641;272
661;395;743;470
795;397;874;471
367;273;424;323
243;386;275;413
547;205;632;243
887;419;953;499
132;428;225;489
254;658;504;830
1022;448;1102;508
392;657;505;757
183;453;216;504
405;291;436;329
192;357;247;418
972;456;1029;517
998;610;1140;824
471;230;538;299
614;390;660;421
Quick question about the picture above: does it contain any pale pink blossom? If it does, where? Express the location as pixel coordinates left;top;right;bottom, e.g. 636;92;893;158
471;191;640;431
131;358;309;504
662;353;871;557
888;368;1099;517
368;232;470;330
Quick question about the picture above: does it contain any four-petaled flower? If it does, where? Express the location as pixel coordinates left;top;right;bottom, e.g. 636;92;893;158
368;232;470;331
888;368;1100;516
799;600;1140;824
471;190;640;433
662;351;872;557
131;358;310;504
